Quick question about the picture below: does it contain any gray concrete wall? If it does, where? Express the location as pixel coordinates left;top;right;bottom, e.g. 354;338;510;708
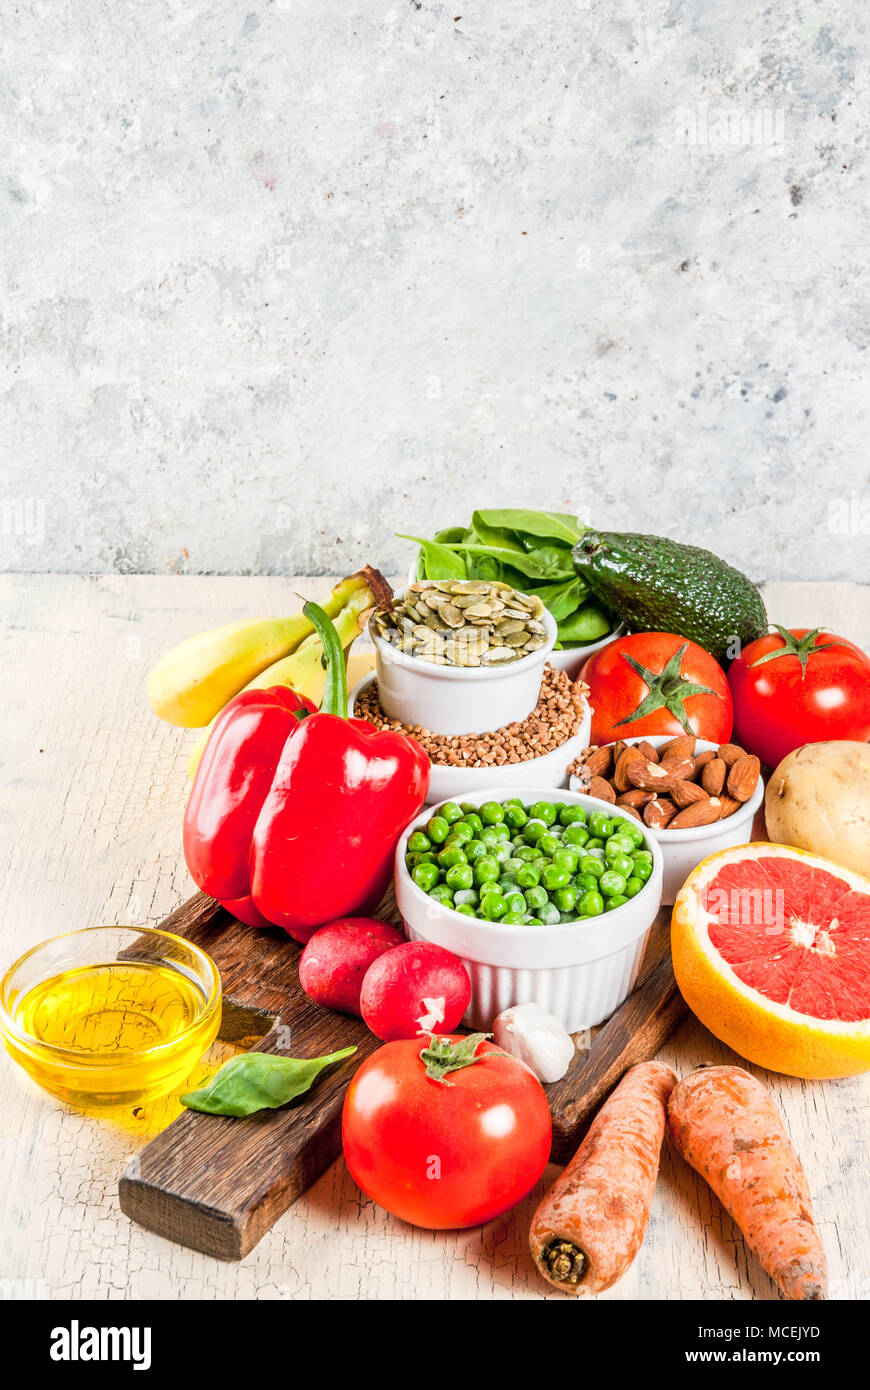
2;1;867;580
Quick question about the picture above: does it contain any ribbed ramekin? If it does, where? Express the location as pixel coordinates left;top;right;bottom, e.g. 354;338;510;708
394;787;663;1032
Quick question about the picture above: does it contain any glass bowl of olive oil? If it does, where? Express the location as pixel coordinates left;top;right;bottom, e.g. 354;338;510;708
0;926;222;1109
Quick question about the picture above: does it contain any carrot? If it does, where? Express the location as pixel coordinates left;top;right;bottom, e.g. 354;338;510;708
667;1065;827;1301
529;1061;676;1295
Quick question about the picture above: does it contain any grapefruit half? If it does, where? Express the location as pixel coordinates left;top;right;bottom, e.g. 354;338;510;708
672;843;870;1078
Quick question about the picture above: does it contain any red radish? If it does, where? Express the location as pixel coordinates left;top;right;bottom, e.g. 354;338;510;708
299;918;404;1016
360;941;471;1041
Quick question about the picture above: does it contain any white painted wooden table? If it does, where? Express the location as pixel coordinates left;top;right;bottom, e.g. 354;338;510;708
1;575;868;1302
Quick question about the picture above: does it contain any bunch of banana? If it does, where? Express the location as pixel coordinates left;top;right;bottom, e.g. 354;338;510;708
146;566;390;777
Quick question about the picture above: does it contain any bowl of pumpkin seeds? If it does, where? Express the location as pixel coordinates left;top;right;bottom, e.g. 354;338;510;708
370;581;558;737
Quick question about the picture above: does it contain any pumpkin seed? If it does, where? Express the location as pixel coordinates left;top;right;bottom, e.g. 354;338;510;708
375;581;551;668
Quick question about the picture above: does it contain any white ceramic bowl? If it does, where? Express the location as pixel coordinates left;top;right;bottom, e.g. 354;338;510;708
373;586;557;736
394;787;664;1032
569;735;765;906
407;556;625;681
349;672;591;804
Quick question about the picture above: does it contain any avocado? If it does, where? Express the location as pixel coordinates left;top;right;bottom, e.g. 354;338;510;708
572;530;767;665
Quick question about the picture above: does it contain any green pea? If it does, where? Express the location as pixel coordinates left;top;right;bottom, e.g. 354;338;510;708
480;827;500;847
493;842;512;864
455;903;477;917
447;820;474;844
559;803;587;826
530;800;557;825
563;823;590;848
539;832;561;857
498;874;517;892
515;845;540;862
492;824;511;842
610;853;635;880
552;848;579;871
408;831;431;854
505;805;528;829
525;916;543;926
585;837;605;852
461;812;483;836
599;870;627;898
605;894;628;911
632;857;653;883
540;901;561;925
578;889;605;917
542;863;571;891
426;815;450;844
502;911;526;924
623;876;644;899
588;811;612;840
605;834;635;860
579;856;605;879
465;839;487;863
573;871;599;893
438;846;467;869
440;801;463;824
524;885;548;912
623;823;646;850
480;801;505;825
504;892;527;916
523;821;548;844
453;888;478;907
503;856;525;874
412;862;440;891
474;856;500;886
481;893;507;920
515;864;540;889
428;884;454;906
405;853;420;871
460;802;479;815
446;863;474;891
552;886;576;913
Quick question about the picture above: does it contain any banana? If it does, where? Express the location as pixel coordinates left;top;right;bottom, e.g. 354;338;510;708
148;570;384;728
185;575;384;779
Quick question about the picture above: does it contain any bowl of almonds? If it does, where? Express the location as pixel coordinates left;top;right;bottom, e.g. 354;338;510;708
370;582;558;737
568;735;764;904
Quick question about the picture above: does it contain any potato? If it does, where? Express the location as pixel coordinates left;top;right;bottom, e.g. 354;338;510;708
765;741;870;875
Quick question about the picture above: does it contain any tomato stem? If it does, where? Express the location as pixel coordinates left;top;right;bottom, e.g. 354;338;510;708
419;1032;491;1082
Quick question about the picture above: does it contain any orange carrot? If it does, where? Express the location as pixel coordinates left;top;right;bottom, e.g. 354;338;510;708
529;1061;677;1295
668;1065;827;1301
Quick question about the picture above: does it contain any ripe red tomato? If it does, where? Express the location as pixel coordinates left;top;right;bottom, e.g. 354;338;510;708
728;626;870;768
342;1035;551;1229
580;632;733;745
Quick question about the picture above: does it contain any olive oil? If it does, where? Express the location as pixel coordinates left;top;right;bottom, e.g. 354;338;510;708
7;960;220;1109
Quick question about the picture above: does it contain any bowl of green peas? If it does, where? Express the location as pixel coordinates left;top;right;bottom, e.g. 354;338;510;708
394;788;664;1032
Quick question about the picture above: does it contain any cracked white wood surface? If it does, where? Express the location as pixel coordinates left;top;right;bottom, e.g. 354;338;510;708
1;574;868;1302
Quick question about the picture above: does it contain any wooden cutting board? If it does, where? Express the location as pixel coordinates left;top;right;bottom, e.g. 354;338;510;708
119;887;686;1259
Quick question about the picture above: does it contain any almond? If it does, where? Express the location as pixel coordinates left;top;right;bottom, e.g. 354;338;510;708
670;780;710;809
658;734;696;760
701;757;727;796
617;789;654;809
718;742;747;768
581;745;613;779
614;745;646;792
669;799;722;829
660;755;696;782
585;776;616;804
691;748;717;777
616;803;642;821
716;795;742;820
611;740;629;764
727;754;761;802
644;797;677;829
627;758;687;792
637;740;659;763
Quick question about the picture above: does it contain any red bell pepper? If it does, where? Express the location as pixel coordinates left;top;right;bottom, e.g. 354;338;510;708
183;601;430;942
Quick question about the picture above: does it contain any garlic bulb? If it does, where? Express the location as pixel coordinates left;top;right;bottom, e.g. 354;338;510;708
493;1002;576;1083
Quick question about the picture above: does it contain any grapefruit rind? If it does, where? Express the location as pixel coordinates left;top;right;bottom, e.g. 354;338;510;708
672;842;870;1080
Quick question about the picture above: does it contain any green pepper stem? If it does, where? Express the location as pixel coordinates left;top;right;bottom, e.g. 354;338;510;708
303;600;348;718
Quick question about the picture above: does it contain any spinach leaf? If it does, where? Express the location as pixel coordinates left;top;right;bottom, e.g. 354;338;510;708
531;576;590;623
556;602;613;647
397;534;467;582
445;542;575;581
469;511;527;552
474;509;584;546
180;1046;357;1117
